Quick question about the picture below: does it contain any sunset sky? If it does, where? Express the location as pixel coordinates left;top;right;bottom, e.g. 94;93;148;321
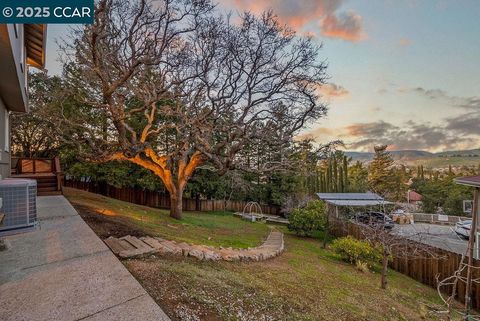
44;0;480;152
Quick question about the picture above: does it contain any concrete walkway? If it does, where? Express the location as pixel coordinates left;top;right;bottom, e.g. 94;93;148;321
0;195;170;321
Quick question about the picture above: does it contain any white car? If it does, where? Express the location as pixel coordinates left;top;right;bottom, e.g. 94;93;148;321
454;220;472;239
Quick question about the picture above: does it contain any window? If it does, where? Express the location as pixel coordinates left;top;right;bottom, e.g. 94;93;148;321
4;110;9;152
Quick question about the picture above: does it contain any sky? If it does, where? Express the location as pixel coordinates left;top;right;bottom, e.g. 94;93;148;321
44;0;480;153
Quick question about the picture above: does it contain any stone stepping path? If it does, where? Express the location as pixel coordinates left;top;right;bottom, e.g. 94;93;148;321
104;230;284;261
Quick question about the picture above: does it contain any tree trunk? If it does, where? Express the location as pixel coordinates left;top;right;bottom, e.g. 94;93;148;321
169;188;183;220
322;217;330;249
114;149;203;220
322;228;329;249
381;250;389;289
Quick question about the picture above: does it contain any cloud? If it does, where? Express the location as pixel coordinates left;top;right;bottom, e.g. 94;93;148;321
345;121;397;137
230;0;365;42
458;97;480;110
411;87;449;100
340;114;480;151
409;86;480;110
445;111;480;135
398;38;411;46
301;87;480;152
317;83;349;99
296;127;334;141
320;12;365;42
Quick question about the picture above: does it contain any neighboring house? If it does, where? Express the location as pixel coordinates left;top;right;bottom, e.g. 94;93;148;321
407;190;423;205
0;24;47;179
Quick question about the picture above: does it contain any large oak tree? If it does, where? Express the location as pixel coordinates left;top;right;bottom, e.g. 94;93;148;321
56;0;328;219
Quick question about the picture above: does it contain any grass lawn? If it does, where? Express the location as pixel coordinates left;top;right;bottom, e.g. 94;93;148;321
65;187;448;321
64;187;269;248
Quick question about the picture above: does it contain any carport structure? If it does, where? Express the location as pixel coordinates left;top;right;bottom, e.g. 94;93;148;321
455;175;480;245
316;192;392;219
454;175;480;310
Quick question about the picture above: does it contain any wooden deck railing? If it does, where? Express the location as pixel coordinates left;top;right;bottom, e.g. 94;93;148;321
11;156;64;193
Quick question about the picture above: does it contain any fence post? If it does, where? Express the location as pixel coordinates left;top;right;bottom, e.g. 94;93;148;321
195;194;200;211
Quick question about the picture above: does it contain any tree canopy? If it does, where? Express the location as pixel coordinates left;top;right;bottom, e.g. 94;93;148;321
49;0;329;218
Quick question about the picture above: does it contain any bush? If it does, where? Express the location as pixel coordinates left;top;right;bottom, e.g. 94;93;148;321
287;200;327;236
355;260;370;273
331;236;380;265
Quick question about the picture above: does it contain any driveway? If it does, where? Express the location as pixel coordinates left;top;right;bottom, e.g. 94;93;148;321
395;223;468;255
0;195;170;321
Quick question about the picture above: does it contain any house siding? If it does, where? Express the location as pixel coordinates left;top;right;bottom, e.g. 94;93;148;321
0;98;9;179
0;24;28;180
7;24;28;112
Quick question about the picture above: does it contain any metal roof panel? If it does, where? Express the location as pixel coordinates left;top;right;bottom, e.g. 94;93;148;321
455;176;480;188
316;192;384;201
324;199;392;206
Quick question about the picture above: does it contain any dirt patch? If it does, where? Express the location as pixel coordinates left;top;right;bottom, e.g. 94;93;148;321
71;202;147;239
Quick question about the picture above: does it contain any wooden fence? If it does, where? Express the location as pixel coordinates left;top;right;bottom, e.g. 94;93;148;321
330;219;480;309
64;179;281;215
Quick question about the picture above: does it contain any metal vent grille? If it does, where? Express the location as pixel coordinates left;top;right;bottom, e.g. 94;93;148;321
0;179;37;233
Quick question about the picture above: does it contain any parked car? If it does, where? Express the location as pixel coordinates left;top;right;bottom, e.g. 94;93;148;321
353;211;395;230
454;220;472;239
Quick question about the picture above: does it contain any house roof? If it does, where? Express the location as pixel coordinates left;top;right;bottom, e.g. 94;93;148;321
455;176;480;188
316;192;391;207
408;190;423;201
25;24;47;69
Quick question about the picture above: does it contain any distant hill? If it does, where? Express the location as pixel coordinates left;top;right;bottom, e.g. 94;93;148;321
435;149;480;157
345;148;480;168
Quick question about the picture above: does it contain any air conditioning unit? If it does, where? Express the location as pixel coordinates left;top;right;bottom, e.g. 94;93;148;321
0;178;37;236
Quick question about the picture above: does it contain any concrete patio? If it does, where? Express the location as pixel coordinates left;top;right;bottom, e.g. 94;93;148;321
0;195;170;321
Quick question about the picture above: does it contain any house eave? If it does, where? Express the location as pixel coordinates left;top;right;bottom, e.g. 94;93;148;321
25;24;47;69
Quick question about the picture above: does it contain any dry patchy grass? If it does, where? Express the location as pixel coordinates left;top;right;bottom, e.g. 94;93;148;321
67;187;446;320
64;187;269;248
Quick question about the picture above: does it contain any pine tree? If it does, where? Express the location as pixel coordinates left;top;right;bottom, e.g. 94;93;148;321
326;160;332;192
319;172;324;192
343;155;349;191
368;145;397;199
339;169;344;192
333;156;338;192
348;161;368;192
